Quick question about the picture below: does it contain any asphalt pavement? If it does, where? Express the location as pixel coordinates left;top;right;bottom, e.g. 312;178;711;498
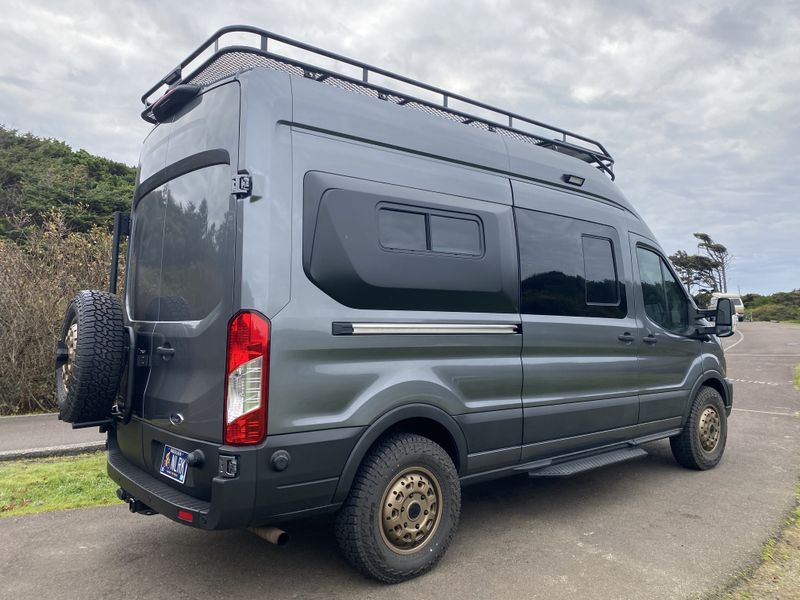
0;413;105;459
1;322;799;599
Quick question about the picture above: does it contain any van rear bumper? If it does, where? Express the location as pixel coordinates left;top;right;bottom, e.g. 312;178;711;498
107;438;251;529
107;424;363;530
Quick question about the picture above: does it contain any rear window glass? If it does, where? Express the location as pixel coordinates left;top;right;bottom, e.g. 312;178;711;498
129;164;233;321
129;188;166;321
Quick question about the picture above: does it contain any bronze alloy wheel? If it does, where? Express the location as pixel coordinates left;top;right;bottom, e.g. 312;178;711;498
379;466;442;555
62;321;78;391
698;405;721;452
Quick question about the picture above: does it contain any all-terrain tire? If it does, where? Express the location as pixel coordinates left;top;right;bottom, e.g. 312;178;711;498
55;290;125;423
335;433;461;583
670;386;728;470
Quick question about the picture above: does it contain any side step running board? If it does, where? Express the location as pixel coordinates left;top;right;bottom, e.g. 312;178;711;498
528;447;647;478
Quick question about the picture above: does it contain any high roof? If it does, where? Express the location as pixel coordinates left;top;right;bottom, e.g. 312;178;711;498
141;25;616;180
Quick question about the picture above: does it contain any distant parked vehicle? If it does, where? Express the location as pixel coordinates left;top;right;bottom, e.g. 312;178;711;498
710;293;745;322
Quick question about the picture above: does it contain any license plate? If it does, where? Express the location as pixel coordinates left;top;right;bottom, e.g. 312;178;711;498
159;445;189;484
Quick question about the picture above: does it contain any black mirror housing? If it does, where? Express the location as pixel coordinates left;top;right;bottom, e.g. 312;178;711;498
714;298;734;338
690;298;734;339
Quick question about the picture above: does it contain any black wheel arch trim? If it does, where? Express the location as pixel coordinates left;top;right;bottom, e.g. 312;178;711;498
686;371;731;421
331;403;468;504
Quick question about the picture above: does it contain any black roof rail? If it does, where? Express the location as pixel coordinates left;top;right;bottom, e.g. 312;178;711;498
141;25;615;180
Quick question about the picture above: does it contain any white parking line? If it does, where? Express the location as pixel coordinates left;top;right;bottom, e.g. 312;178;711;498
723;330;745;352
729;378;785;387
726;354;800;357
733;408;798;417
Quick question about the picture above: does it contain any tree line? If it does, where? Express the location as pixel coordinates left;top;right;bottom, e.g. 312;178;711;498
0;127;132;413
669;232;733;307
669;232;798;320
0;126;135;238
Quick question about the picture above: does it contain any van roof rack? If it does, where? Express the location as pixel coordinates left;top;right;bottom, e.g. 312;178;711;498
141;25;615;180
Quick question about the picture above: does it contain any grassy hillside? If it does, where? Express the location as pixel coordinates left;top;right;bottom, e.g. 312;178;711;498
0;126;135;237
742;290;800;322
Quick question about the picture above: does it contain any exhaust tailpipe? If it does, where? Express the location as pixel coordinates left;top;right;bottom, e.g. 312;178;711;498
249;526;289;546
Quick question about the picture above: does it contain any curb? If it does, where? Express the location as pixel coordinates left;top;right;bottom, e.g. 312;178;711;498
0;412;58;419
0;441;107;462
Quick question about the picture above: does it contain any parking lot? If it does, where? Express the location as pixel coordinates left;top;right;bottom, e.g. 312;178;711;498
1;322;799;599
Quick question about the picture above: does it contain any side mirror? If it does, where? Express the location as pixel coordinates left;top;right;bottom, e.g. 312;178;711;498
715;298;734;338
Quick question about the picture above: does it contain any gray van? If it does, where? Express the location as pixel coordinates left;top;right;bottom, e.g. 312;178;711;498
55;26;735;583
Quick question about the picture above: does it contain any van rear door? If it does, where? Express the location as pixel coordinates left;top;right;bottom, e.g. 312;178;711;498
127;81;240;444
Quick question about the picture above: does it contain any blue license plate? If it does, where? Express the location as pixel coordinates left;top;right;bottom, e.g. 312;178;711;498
159;445;189;484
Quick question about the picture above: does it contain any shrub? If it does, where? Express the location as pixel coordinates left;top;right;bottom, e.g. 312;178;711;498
751;303;800;322
0;211;122;414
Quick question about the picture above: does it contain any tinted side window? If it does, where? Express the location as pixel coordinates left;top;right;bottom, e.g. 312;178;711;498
378;209;427;251
303;178;518;313
662;263;690;331
516;209;626;318
637;247;668;327
430;215;482;255
377;207;482;256
582;236;619;305
636;246;689;332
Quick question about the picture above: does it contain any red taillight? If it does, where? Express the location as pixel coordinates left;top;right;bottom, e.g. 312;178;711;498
223;311;270;445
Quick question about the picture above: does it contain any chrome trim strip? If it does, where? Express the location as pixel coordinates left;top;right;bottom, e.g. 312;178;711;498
345;323;520;335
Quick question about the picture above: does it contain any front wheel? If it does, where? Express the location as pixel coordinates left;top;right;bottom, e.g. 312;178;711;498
670;386;728;470
335;433;461;583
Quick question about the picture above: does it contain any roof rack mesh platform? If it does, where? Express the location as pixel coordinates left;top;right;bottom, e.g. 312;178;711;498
141;25;615;180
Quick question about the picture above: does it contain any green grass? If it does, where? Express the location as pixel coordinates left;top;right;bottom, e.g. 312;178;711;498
716;483;800;599
794;364;800;390
0;452;119;518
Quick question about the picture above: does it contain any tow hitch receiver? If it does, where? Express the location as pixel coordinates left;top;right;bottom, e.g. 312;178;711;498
116;488;157;516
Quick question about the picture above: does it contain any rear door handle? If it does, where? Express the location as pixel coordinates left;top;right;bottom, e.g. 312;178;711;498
617;332;635;343
643;334;658;345
155;345;175;360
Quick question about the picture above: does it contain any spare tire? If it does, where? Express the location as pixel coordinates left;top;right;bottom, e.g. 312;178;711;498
55;290;125;423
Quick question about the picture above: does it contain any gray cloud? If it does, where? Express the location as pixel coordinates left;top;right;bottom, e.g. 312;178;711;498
1;0;797;293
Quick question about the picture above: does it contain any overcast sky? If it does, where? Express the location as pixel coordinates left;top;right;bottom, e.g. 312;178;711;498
1;0;797;294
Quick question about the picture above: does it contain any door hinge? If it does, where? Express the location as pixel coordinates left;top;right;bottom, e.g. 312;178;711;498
232;172;252;198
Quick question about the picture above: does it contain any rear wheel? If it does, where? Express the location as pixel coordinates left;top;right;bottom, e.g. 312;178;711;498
55;290;125;423
335;433;461;583
670;386;727;470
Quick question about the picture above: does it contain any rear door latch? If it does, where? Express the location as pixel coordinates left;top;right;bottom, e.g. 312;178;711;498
232;172;252;198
